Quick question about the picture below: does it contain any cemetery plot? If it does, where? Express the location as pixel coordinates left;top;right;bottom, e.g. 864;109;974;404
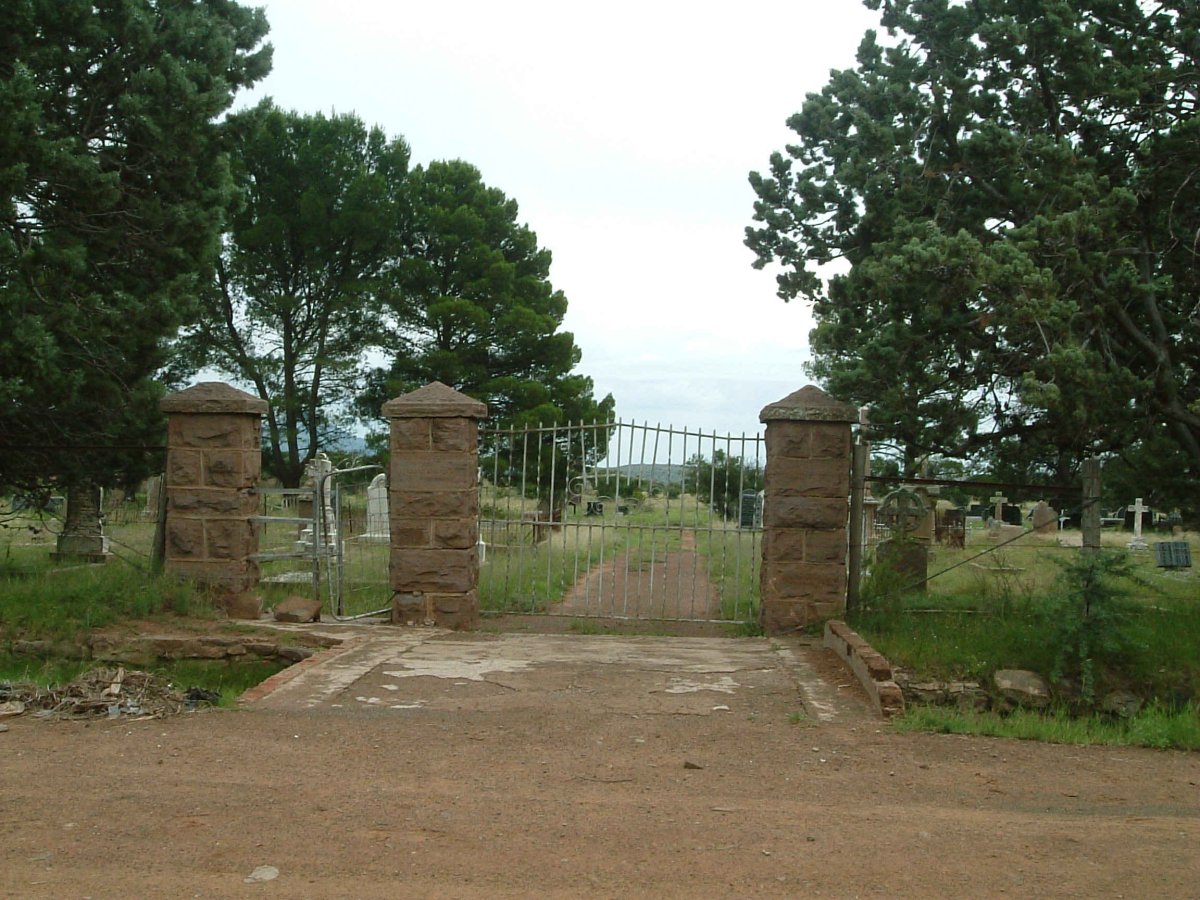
478;421;763;623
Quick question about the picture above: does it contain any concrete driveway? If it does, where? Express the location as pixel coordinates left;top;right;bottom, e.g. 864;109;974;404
243;626;872;725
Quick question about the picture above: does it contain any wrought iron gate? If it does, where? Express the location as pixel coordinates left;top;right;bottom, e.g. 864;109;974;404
253;457;391;619
478;420;763;623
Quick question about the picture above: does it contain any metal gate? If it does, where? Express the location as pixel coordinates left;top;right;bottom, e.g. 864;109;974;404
478;421;763;623
253;456;391;619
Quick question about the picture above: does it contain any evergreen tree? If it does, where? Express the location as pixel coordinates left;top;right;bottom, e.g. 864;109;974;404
0;0;271;494
747;0;1200;507
362;159;612;428
178;102;410;486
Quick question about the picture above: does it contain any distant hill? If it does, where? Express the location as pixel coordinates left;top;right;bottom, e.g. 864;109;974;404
595;463;690;485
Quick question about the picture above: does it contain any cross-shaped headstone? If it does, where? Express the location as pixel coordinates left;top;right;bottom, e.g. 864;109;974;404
990;493;1007;522
1128;497;1149;550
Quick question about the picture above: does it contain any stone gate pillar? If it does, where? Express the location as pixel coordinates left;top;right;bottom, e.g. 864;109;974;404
159;383;267;618
383;382;487;629
759;386;856;633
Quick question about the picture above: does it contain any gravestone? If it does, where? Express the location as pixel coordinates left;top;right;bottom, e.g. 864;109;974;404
875;539;928;590
1154;541;1192;569
876;488;929;586
989;493;1007;522
143;475;163;517
739;490;762;529
296;453;337;552
936;507;965;548
1031;500;1058;535
363;473;389;543
53;483;111;562
1126;497;1149;551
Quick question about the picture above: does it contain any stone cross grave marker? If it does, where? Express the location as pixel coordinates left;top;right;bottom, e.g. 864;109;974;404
990;492;1008;522
297;453;337;552
1127;497;1149;551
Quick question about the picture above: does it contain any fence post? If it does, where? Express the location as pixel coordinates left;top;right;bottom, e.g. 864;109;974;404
1081;456;1102;554
758;385;857;633
383;381;487;629
847;440;867;614
159;382;267;618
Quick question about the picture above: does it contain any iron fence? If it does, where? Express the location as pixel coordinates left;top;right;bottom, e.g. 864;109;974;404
478;420;764;623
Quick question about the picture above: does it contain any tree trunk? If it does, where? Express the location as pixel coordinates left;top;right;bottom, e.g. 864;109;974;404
56;481;109;561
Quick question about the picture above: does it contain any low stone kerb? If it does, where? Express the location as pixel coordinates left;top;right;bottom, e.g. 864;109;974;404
160;382;268;415
382;382;487;419
759;385;856;424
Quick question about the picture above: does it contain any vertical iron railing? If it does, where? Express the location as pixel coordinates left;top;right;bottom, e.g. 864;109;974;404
478;420;763;622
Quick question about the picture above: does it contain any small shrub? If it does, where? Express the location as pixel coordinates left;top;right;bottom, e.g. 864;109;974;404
1042;551;1146;705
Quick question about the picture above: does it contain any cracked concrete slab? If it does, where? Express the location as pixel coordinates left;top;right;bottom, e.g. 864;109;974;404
244;628;876;723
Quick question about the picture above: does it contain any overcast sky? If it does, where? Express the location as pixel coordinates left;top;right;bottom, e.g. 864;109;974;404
238;1;881;438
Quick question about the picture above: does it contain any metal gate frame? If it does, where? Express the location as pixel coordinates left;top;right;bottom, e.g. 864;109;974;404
252;461;390;620
478;420;764;623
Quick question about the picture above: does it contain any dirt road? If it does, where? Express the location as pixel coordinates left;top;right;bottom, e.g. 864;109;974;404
2;628;1197;898
553;529;722;620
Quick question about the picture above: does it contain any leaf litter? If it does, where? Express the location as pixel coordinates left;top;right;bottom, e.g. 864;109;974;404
0;667;220;721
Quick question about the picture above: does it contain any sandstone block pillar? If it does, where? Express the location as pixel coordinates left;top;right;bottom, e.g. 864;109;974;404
159;383;267;618
759;386;856;633
383;382;487;629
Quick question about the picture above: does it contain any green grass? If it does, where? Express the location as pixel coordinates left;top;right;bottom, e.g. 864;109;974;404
0;561;213;641
150;658;287;706
854;554;1200;701
696;527;760;623
856;534;1200;746
895;703;1200;751
479;495;761;621
480;536;610;613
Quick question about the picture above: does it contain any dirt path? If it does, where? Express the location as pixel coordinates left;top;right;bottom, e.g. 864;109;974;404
1;627;1197;898
552;529;721;619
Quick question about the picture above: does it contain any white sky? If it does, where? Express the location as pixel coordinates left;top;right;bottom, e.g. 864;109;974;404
238;0;880;438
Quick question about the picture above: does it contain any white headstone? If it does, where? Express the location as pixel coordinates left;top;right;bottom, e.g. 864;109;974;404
364;473;389;543
1127;497;1148;550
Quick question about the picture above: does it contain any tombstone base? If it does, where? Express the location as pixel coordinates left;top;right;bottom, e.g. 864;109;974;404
52;534;111;564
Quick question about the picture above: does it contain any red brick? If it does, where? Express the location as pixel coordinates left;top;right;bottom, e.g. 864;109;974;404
390;518;430;548
763;497;846;530
167;450;202;487
433;518;477;549
390;549;477;593
804;530;848;564
391;451;477;491
431;418;477;452
390;419;431;452
389;491;477;520
809;423;851;459
764;457;849;498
